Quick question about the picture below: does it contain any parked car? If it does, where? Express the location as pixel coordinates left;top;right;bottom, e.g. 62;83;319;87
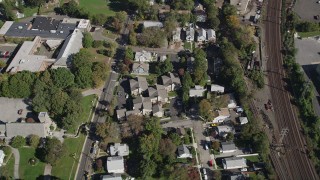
18;109;23;115
204;144;209;150
210;123;218;127
202;168;207;175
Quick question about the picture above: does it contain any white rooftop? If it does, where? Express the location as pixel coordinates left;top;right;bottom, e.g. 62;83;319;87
211;84;225;93
53;29;83;68
143;21;163;28
77;19;90;29
0;21;14;35
223;157;247;169
106;156;125;174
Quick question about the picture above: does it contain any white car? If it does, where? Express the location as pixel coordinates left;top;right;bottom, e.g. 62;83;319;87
202;168;207;175
317;1;320;3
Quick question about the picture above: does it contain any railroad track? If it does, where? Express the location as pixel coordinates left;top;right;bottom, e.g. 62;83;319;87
265;0;319;179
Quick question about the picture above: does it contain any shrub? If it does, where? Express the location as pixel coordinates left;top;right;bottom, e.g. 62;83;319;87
10;136;26;148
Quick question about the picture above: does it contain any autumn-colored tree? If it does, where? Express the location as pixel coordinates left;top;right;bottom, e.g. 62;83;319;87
198;99;213;120
212;141;220;151
127;114;145;135
96;159;103;172
226;15;240;29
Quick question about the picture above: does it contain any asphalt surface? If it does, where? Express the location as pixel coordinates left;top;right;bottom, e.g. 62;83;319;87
75;71;118;180
265;0;319;179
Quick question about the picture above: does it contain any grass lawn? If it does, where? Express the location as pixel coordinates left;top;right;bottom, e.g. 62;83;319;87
0;155;15;178
51;134;86;180
79;0;116;16
102;29;119;40
23;7;38;17
87;48;110;63
168;91;177;97
245;155;260;163
298;31;320;38
183;42;193;51
19;147;46;180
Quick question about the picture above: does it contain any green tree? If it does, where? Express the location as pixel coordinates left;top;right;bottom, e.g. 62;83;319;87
129;30;137;46
199;99;213;120
91;14;108;26
249;70;265;89
43;137;65;165
0;61;6;68
82;32;93;48
25;0;46;7
159;138;177;157
71;50;94;88
193;48;208;85
50;68;75;89
171;0;194;10
169;133;181;146
2;71;36;98
10;136;26;148
92;62;108;87
28;134;40;148
50;88;69;115
139;27;166;48
226;132;234;141
125;47;134;60
161;59;173;75
0;1;16;21
92;40;103;48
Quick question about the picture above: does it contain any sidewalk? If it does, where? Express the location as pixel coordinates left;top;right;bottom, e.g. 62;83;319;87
11;147;20;179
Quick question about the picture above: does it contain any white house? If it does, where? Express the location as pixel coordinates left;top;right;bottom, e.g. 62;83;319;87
177;145;192;158
0;150;4;167
197;28;207;42
135;51;153;62
207;29;216;42
210;84;225;93
110;143;129;156
172;27;182;42
239;117;248;125
189;86;206;97
106;156;125;174
186;26;195;42
213;108;230;123
222;157;247;170
220;142;237;153
143;21;164;28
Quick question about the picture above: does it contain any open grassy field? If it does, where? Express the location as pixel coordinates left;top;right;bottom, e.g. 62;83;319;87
79;0;116;16
19;147;46;180
51;134;86;180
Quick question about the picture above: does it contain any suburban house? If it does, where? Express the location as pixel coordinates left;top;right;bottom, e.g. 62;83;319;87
177;145;192;158
216;125;234;137
172;27;182;42
222;157;247;170
129;77;148;96
135;51;153;62
239;117;248;125
210;84;225;93
152;104;164;117
116;108;126;121
212;108;230;123
193;2;207;22
161;73;181;92
197;28;207;42
189;86;206;97
220;142;237;153
207;29;216;42
109;143;129;156
106;156;125;174
143;21;164;28
101;174;122;180
147;85;169;104
131;62;149;75
132;97;152;115
0;150;4;167
185;26;195;42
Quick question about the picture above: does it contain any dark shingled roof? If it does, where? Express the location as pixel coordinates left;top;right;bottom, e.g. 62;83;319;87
32;17;60;31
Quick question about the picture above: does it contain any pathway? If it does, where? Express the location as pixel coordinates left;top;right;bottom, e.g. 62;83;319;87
82;88;102;97
11;147;20;179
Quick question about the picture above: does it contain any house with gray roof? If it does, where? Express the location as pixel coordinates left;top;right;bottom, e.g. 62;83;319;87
220;142;237;153
189;85;206;97
116;109;126;121
185;25;195;42
106;156;125;174
148;85;168;104
222;157;247;170
152;104;164;118
177;145;192;158
110;143;129;156
197;28;207;42
131;62;149;75
161;73;181;92
129;77;148;96
135;50;153;62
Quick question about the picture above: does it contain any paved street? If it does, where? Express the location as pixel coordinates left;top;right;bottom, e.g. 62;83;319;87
75;71;118;180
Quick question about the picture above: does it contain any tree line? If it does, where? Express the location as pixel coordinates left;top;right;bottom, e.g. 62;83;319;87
0;50;107;132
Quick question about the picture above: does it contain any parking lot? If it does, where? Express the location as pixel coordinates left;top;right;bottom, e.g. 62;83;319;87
295;37;320;65
0;97;33;123
0;44;18;64
294;0;320;22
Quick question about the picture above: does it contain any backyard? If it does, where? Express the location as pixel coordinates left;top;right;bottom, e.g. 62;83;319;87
19;147;46;180
79;0;117;16
298;31;320;38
